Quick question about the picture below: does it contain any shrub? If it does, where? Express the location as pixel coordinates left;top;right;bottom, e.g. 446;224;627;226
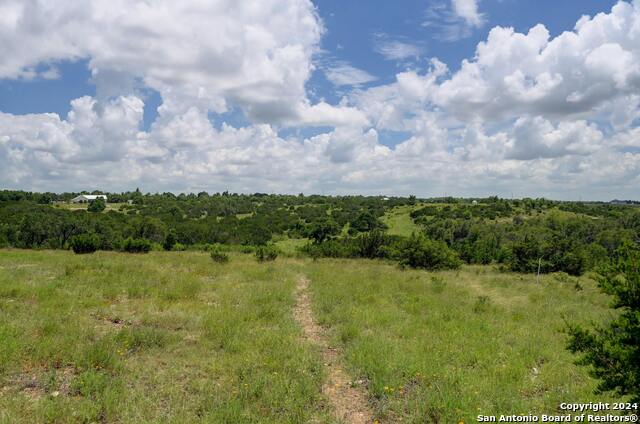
203;243;227;253
70;233;100;254
171;242;186;251
122;237;152;253
307;221;340;244
255;245;278;262
210;247;230;263
240;245;254;254
162;232;177;251
356;230;387;259
394;234;461;270
87;198;106;213
567;242;640;409
300;239;357;259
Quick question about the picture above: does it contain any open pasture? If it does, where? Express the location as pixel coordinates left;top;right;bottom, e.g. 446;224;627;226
0;250;615;423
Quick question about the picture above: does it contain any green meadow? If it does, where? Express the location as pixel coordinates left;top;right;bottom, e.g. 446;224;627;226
0;249;616;423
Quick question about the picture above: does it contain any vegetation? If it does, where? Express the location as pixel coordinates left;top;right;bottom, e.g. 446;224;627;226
1;190;638;275
301;259;618;422
394;234;461;270
0;250;623;422
209;246;230;263
567;242;640;409
255;245;278;262
87;198;106;213
122;238;152;254
69;234;100;254
0;250;331;423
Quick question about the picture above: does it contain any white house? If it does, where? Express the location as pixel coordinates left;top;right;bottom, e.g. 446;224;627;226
71;195;108;203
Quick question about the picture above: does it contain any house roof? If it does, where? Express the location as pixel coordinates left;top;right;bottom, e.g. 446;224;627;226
73;195;107;200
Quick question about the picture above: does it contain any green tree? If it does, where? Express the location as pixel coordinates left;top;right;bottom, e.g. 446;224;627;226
88;198;106;213
567;242;640;409
308;220;340;244
163;231;177;251
349;211;382;233
395;234;461;270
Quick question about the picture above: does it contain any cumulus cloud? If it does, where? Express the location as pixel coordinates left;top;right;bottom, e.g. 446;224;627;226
506;118;603;160
0;0;352;125
361;1;640;132
432;2;640;122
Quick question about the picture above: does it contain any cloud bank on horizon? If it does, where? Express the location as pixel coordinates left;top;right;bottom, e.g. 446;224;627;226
0;0;639;199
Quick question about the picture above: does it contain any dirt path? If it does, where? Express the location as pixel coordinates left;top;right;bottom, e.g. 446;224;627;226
294;276;375;424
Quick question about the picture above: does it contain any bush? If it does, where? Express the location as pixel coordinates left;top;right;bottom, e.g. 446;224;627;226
240;245;254;254
307;221;340;244
70;233;100;254
122;237;152;253
203;243;227;253
87;198;106;213
394;234;461;270
255;245;278;262
210;247;230;263
355;230;404;259
300;239;357;259
162;232;177;251
171;242;186;251
567;242;640;409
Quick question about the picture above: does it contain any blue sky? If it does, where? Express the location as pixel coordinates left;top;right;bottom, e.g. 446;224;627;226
0;0;638;199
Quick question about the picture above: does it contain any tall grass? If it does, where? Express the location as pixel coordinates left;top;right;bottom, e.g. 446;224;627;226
0;250;332;423
300;259;616;423
0;250;616;423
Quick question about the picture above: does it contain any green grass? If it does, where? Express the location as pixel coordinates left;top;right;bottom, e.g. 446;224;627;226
301;260;617;423
273;237;308;256
381;205;421;237
0;250;617;423
53;203;128;213
0;250;333;423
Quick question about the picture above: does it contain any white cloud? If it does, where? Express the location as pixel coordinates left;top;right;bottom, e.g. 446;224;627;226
506;117;603;160
0;0;337;124
451;0;485;28
323;61;377;87
374;37;423;61
432;2;640;123
422;1;484;41
296;102;369;127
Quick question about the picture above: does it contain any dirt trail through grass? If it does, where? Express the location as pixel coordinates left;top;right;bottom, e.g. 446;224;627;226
294;276;375;424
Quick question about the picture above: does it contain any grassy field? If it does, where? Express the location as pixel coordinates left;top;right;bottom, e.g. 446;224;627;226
53;203;128;212
0;250;617;423
381;205;421;237
301;261;615;423
0;250;333;423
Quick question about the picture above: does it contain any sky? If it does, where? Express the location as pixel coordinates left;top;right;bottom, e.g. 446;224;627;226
0;0;638;200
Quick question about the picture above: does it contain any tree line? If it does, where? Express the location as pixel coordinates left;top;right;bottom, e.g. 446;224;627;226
1;190;639;277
